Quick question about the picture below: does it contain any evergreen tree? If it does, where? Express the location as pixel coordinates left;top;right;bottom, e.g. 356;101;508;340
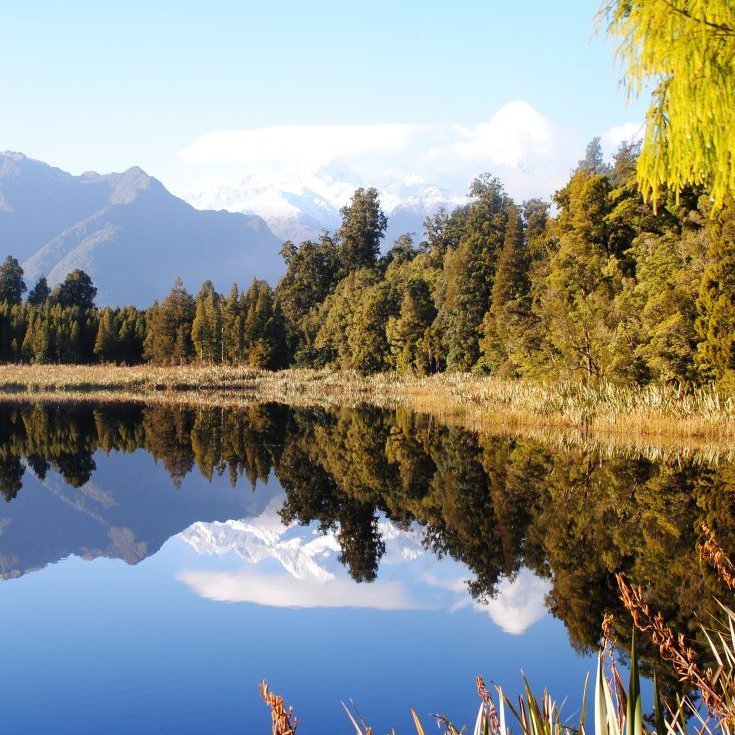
222;283;244;364
386;278;437;374
314;269;378;368
347;281;399;373
144;278;195;364
435;175;510;370
0;256;26;304
695;201;735;390
94;307;118;362
576;137;611;175
338;187;387;272
52;269;97;309
241;279;286;369
275;235;342;361
192;281;222;363
478;203;531;374
27;276;50;306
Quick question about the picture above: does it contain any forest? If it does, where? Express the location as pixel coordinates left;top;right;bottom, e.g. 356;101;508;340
1;139;734;394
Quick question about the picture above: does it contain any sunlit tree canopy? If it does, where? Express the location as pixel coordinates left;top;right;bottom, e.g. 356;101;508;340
599;0;735;206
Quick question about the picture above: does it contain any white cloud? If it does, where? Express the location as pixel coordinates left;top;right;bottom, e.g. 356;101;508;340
178;568;426;610
178;101;587;208
601;121;644;158
482;569;551;635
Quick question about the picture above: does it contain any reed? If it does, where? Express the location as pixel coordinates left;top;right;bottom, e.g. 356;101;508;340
2;365;735;460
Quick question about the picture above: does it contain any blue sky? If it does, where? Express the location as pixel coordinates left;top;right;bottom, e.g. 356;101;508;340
0;1;647;200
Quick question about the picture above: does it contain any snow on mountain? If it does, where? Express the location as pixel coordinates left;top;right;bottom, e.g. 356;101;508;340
184;167;466;246
178;496;551;633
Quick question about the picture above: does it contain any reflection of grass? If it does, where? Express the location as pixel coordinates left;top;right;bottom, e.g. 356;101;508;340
1;365;735;460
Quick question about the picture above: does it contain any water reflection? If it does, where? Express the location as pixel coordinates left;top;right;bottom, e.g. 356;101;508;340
0;400;734;665
177;505;551;632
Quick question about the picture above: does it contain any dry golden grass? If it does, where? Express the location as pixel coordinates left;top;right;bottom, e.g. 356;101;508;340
1;364;734;460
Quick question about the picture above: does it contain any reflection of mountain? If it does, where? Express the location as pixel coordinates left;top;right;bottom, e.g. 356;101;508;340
0;450;280;580
178;498;551;633
0;399;734;668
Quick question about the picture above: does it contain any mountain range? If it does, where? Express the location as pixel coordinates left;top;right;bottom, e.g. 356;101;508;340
184;168;464;245
0;151;284;306
0;151;466;307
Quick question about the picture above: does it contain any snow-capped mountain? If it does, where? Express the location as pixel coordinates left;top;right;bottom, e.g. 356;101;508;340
185;167;467;246
178;497;551;634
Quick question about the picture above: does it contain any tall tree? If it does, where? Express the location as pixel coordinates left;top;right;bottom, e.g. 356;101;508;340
338;187;387;271
144;278;195;364
52;269;97;309
27;276;50;306
695;201;735;390
478;203;531;375
191;281;222;363
0;256;26;305
275;235;342;360
435;175;510;370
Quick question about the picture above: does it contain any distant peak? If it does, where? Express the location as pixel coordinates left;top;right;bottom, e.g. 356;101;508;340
0;151;26;161
107;165;157;204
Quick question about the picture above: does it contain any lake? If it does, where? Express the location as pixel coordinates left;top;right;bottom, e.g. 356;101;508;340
0;400;731;734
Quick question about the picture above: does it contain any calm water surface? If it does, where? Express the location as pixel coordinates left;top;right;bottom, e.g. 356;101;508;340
0;401;732;734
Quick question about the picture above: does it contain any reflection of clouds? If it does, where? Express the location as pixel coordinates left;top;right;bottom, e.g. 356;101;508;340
419;567;550;634
178;569;426;610
483;570;551;635
178;499;550;633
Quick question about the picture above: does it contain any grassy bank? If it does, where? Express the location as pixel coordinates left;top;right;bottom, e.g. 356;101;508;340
0;364;734;459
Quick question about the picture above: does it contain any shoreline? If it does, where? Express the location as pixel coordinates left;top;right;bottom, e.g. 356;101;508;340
0;364;733;461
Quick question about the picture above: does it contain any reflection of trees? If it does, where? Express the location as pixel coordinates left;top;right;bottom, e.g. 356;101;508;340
0;456;24;502
277;411;388;582
0;399;734;673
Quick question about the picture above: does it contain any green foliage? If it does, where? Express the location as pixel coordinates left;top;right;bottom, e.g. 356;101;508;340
478;203;531;375
27;276;50;306
0;256;26;305
600;0;735;205
52;269;97;309
144;278;195;364
386;277;437;374
338;187;387;271
696;202;735;389
436;176;511;370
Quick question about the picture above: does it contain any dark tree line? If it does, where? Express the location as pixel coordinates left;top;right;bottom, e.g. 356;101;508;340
4;145;735;390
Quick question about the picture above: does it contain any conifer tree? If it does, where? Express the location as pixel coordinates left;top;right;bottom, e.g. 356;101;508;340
478;203;530;375
0;256;26;305
386;278;437;374
222;283;243;364
192;281;222;363
338;188;387;272
94;307;118;362
52;269;97;309
144;278;195;364
27;276;50;306
435;175;510;370
695;201;735;390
